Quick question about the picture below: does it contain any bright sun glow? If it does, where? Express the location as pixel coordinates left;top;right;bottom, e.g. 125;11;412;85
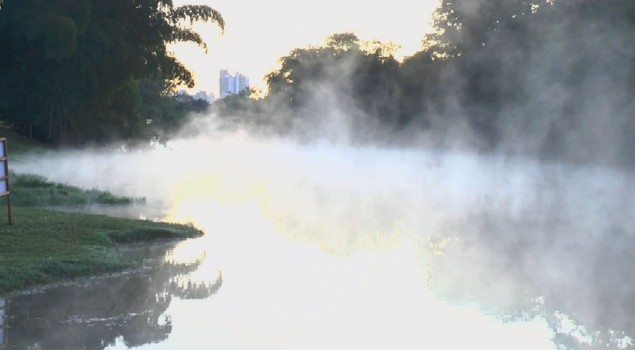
18;130;621;349
170;0;440;95
160;192;556;350
152;135;558;350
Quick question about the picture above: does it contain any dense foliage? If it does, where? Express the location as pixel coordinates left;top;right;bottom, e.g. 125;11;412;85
261;33;403;141
3;0;634;167
0;0;222;145
413;0;635;166
209;0;635;167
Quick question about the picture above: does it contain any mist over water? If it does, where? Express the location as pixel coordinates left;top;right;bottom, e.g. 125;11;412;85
11;118;635;349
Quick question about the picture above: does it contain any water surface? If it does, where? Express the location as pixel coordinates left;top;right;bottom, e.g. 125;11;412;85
7;134;635;349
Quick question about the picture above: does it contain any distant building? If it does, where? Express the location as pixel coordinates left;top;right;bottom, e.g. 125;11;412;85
219;70;250;98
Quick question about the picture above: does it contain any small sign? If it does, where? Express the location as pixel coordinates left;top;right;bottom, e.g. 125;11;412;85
0;160;6;194
0;138;11;224
0;138;7;196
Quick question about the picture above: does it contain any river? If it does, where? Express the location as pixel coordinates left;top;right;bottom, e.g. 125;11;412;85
4;132;635;349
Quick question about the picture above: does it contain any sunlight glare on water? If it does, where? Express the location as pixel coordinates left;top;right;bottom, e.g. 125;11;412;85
15;131;612;349
111;199;556;349
109;136;557;349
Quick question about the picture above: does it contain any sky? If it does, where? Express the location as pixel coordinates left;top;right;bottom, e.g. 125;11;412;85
170;0;440;96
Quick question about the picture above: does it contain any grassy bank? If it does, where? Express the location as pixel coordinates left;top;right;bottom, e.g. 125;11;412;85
0;207;202;294
0;127;203;294
10;172;141;207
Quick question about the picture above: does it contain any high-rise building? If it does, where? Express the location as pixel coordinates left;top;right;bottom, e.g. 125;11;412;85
219;69;230;97
219;70;250;98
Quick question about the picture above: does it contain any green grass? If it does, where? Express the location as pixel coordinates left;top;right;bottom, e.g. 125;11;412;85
0;126;201;295
0;207;202;294
10;172;143;206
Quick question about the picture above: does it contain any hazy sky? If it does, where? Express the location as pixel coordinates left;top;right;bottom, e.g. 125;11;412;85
171;0;440;95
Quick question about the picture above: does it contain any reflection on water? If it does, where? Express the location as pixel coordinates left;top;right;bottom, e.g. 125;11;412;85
5;242;221;350
9;134;635;349
1;297;6;348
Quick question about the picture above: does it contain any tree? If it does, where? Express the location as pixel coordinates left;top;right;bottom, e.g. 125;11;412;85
412;0;553;148
425;0;546;59
325;32;361;52
0;0;223;144
264;33;403;139
405;0;635;164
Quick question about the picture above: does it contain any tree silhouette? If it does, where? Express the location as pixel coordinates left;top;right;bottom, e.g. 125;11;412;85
0;0;223;144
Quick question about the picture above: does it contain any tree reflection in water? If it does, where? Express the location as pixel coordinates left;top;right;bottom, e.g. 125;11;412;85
424;207;635;350
5;242;222;350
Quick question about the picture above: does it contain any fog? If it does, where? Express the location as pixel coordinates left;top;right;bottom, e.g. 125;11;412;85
3;0;635;348
11;115;635;349
9;3;635;348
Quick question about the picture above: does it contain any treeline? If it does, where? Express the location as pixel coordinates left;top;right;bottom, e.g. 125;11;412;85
2;0;634;167
218;0;635;168
0;0;222;145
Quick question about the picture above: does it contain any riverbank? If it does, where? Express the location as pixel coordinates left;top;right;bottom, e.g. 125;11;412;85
0;207;202;294
0;128;203;294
